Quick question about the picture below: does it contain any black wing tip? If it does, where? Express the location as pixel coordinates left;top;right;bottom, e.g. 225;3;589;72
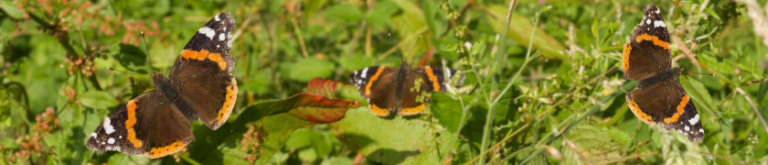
646;3;658;10
216;12;236;24
688;134;704;142
644;3;661;15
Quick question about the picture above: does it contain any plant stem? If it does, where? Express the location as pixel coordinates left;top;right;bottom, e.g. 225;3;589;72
479;0;518;164
290;16;309;58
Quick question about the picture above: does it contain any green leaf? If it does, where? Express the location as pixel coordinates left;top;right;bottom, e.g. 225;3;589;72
106;154;131;165
221;147;250;164
607;128;630;144
591;12;599;39
338;55;375;71
286;128;333;162
678;76;716;113
243;69;272;95
289;57;335;82
484;5;568;61
285;128;317;149
390;0;430;56
429;93;469;133
705;8;721;21
367;0;399;28
0;1;24;18
563;123;622;163
323;4;363;22
599;22;617;47
112;44;149;74
321;157;354;165
330;108;455;164
78;91;118;110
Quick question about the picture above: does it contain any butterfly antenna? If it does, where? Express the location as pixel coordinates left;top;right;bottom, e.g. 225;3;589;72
141;31;153;72
107;67;142;77
682;41;714;77
403;35;423;67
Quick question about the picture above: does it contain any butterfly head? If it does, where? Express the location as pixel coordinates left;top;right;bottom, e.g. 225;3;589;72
150;72;178;99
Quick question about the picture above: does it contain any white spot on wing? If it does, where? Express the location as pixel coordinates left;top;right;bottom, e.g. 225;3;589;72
655;9;661;14
219;33;226;41
90;132;97;138
119;135;123;139
215;14;221;21
684;126;690;131
699;129;704;133
103;118;115;134
108;138;115;144
224;27;227;31
654;20;666;28
361;67;369;78
198;27;216;40
688;114;700;125
227;32;233;48
646;19;651;25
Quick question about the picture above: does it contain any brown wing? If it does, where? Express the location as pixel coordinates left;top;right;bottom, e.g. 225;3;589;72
168;12;237;130
622;3;672;80
349;66;398;116
397;66;466;115
626;79;704;142
87;90;195;158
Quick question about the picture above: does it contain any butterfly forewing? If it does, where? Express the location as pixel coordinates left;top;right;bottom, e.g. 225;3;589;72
623;4;672;80
169;12;238;130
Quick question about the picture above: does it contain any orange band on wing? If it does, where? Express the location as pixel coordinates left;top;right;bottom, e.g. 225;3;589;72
400;104;425;116
125;100;143;148
369;104;389;116
145;141;186;159
206;53;228;71
663;94;689;123
423;66;441;91
622;43;632;72
364;67;386;95
180;49;228;70
628;100;655;124
215;77;238;127
635;34;670;50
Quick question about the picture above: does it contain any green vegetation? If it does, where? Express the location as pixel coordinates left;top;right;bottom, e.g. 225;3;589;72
1;0;767;164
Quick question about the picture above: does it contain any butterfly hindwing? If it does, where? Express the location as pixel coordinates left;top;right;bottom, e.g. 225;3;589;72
626;76;703;142
87;91;194;158
349;66;399;116
397;66;466;115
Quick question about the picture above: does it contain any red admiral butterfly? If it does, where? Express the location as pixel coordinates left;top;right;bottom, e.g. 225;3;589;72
87;12;238;158
349;60;465;116
622;4;704;142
